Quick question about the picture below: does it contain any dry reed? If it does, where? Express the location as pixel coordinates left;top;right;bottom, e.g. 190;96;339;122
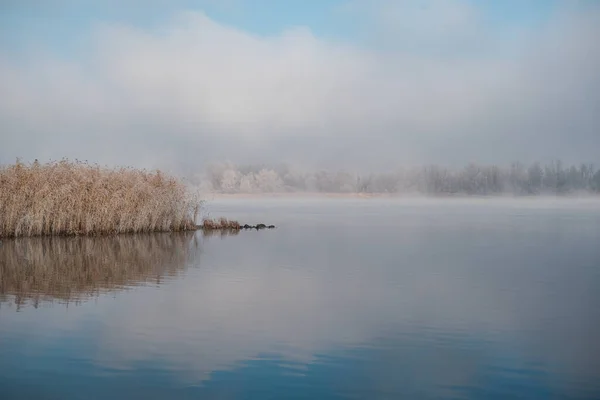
201;217;241;230
0;233;198;309
0;159;201;238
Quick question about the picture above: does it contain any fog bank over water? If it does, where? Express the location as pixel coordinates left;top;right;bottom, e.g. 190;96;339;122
188;161;600;196
1;2;600;171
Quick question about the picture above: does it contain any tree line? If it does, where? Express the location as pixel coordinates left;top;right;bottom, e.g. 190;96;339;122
192;161;600;195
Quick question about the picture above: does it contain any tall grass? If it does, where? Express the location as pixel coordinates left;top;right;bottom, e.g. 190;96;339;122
0;159;201;237
0;233;198;309
201;217;241;230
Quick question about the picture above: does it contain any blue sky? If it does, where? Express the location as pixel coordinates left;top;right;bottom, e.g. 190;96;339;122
0;0;566;56
1;1;599;169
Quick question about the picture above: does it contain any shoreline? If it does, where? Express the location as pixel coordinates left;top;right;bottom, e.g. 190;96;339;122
205;192;600;200
208;192;383;200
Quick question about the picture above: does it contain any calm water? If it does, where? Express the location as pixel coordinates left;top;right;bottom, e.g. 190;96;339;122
1;198;599;399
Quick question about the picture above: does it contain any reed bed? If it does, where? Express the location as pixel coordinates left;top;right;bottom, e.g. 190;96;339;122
0;233;198;309
0;159;201;238
201;217;241;230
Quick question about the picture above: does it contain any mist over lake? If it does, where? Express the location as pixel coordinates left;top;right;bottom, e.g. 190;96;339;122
1;198;599;399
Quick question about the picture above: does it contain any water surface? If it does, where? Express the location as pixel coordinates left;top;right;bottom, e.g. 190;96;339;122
1;198;599;399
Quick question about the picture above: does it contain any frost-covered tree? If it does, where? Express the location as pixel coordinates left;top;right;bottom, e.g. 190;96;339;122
334;171;357;193
239;173;256;193
219;168;240;193
282;170;307;192
527;162;543;194
196;161;599;195
255;169;283;192
592;170;600;192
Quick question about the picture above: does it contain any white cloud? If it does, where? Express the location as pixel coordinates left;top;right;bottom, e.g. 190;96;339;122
1;2;599;170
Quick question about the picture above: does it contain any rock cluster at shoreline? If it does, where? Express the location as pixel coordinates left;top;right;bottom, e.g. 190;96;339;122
197;221;275;231
241;224;276;230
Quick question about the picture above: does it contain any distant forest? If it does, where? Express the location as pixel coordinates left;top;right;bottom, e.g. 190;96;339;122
192;161;600;195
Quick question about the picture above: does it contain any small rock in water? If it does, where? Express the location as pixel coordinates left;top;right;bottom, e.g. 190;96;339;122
256;224;267;230
243;224;252;229
268;225;275;229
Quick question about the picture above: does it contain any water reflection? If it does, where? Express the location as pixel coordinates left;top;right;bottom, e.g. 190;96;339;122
0;233;199;309
200;228;241;239
0;200;599;399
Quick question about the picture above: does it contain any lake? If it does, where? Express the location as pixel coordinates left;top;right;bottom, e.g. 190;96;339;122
1;197;599;399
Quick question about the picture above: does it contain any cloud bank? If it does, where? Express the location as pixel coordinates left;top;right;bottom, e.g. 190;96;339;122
1;2;599;172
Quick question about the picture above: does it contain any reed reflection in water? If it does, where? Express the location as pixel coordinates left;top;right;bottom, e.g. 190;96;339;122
0;232;200;309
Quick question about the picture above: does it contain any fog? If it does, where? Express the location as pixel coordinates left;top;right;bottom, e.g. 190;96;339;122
1;1;599;172
193;161;600;195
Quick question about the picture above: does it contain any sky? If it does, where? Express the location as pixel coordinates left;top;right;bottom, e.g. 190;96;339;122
1;0;599;172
